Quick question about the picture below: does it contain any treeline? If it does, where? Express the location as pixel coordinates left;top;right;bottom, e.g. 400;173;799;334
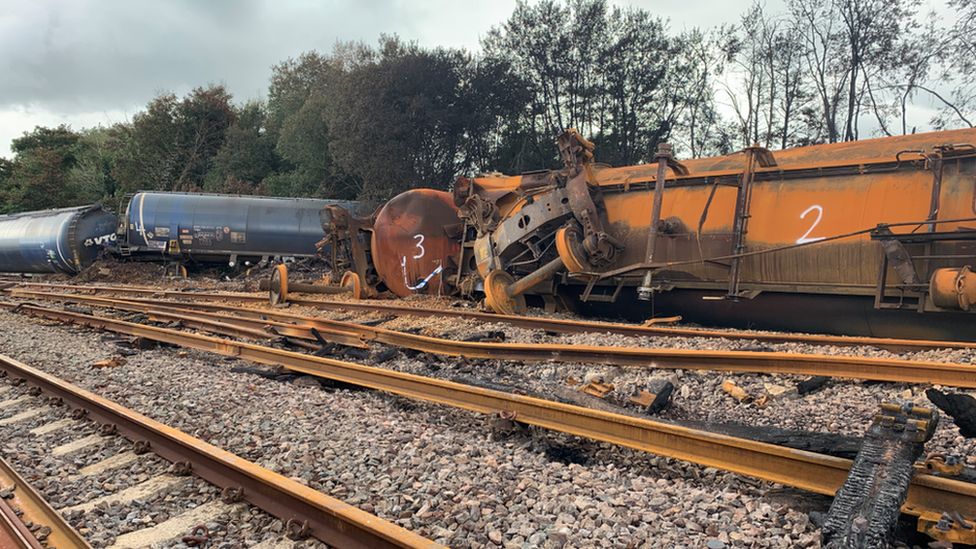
1;0;974;214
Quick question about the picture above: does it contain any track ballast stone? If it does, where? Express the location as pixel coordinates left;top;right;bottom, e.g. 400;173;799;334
0;309;830;548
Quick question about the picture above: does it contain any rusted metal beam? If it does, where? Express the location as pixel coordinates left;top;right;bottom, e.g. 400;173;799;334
10;282;976;352
11;290;976;389
0;456;88;548
0;496;44;549
3;302;975;524
0;353;441;549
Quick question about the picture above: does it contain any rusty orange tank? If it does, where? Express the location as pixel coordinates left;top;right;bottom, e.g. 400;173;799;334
370;189;462;297
440;128;976;340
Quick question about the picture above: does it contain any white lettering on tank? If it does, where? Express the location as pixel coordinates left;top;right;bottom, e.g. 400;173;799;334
796;205;826;244
412;234;426;259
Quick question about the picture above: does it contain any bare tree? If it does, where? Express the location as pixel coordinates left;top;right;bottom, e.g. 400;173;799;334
724;2;812;150
931;0;976;129
788;0;919;143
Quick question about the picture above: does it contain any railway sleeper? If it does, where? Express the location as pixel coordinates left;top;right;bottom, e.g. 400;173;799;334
821;403;949;548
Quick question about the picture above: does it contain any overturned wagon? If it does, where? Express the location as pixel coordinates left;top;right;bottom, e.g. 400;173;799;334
0;204;117;274
353;128;976;340
118;191;361;267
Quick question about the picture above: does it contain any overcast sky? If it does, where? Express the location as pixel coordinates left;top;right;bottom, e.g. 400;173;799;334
0;0;762;156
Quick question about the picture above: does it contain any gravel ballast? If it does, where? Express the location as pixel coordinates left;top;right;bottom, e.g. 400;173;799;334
0;309;840;548
0;380;322;548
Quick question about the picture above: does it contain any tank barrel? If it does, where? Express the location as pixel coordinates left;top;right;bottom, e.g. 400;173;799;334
0;205;117;274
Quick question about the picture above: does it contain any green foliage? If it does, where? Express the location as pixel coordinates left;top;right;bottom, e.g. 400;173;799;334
68;128;121;207
1;125;93;213
326;36;528;199
483;0;728;163
205;102;279;194
5;0;955;215
112;85;236;194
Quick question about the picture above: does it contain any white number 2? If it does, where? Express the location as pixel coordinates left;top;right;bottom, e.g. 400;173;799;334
412;234;426;259
796;205;826;244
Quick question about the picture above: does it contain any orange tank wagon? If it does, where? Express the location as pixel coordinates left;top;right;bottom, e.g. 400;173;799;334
358;128;976;340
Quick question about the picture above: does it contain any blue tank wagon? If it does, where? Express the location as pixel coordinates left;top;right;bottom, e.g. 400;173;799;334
120;192;361;266
0;204;118;274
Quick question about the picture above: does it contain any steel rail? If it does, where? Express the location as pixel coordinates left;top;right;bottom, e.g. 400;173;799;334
10;282;976;352
0;495;44;549
11;290;976;389
0;455;88;548
9;289;367;348
3;302;975;521
0;353;441;549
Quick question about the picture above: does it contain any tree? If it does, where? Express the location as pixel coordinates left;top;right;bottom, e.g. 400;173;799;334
931;0;976;129
673;28;735;157
3;125;86;212
724;3;814;149
68;127;121;206
267;93;355;198
483;0;724;163
112;85;236;194
264;51;358;199
788;0;920;142
326;36;525;199
266;52;340;138
205;102;279;194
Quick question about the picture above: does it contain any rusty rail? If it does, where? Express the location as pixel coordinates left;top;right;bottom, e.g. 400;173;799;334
10;289;976;389
0;353;441;549
8;282;976;352
2;302;975;524
0;455;89;548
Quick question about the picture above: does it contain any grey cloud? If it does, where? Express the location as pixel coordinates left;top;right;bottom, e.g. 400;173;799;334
0;0;754;155
0;0;507;113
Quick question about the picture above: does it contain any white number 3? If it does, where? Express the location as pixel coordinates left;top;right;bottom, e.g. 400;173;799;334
412;234;426;259
796;205;826;244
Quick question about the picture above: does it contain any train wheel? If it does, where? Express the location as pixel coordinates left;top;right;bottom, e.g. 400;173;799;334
554;225;588;273
340;271;364;300
483;270;526;315
269;264;289;306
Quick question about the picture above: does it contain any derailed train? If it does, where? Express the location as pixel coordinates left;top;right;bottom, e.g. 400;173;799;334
325;128;976;340
0;205;118;274
118;191;361;266
2;128;975;340
0;191;362;274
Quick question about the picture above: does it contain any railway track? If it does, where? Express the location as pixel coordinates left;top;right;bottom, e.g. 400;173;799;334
0;353;440;548
0;453;88;548
13;281;976;353
2;299;974;533
8;288;976;388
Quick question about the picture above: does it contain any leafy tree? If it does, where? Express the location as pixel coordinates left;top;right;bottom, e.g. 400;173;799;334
483;0;725;162
327;37;526;199
264;51;358;199
3;125;86;212
267;93;355;198
113;85;236;194
266;52;340;138
205;102;279;194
